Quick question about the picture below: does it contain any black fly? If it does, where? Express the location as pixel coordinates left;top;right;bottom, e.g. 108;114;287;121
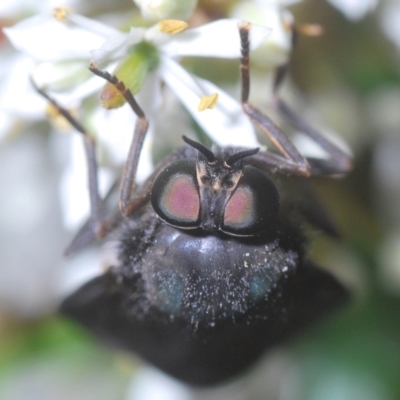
33;22;352;386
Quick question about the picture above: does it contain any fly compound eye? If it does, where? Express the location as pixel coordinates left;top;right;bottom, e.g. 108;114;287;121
221;166;280;236
151;159;201;229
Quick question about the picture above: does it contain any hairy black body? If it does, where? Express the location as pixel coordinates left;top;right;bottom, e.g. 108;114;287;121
32;22;353;388
61;147;348;386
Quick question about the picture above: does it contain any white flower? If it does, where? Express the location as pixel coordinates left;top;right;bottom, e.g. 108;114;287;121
4;11;272;228
90;17;272;143
0;0;78;18
5;12;271;145
0;1;95;140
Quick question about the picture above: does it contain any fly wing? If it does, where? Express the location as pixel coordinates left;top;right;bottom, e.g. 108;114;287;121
280;176;341;238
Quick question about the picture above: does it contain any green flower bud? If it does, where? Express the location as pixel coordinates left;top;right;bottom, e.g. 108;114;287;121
100;41;159;109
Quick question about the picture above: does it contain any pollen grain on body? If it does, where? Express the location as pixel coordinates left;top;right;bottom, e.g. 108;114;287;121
198;93;219;112
158;20;188;34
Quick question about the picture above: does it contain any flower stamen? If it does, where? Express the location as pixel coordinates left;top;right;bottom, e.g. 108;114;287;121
158;20;188;34
198;93;219;111
53;7;71;22
296;23;324;37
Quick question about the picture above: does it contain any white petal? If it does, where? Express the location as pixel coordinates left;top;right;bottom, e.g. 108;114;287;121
159;57;258;147
4;15;106;61
93;72;161;183
134;0;197;21
230;2;293;66
0;112;14;141
57;248;105;299
0;0;83;18
151;84;197;153
160;19;272;59
326;0;377;20
67;13;120;38
91;27;145;64
0;56;47;119
59;134;112;229
59;134;90;229
137;71;163;117
95;106;137;166
32;60;91;91
94;104;153;183
144;23;171;46
127;366;192;400
54;74;107;104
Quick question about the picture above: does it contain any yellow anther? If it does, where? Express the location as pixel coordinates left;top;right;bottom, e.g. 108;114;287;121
53;7;69;21
158;20;188;34
297;23;324;37
198;93;219;112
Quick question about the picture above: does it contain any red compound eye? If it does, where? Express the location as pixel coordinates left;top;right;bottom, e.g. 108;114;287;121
222;166;280;236
224;186;254;229
151;159;201;229
160;175;200;222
